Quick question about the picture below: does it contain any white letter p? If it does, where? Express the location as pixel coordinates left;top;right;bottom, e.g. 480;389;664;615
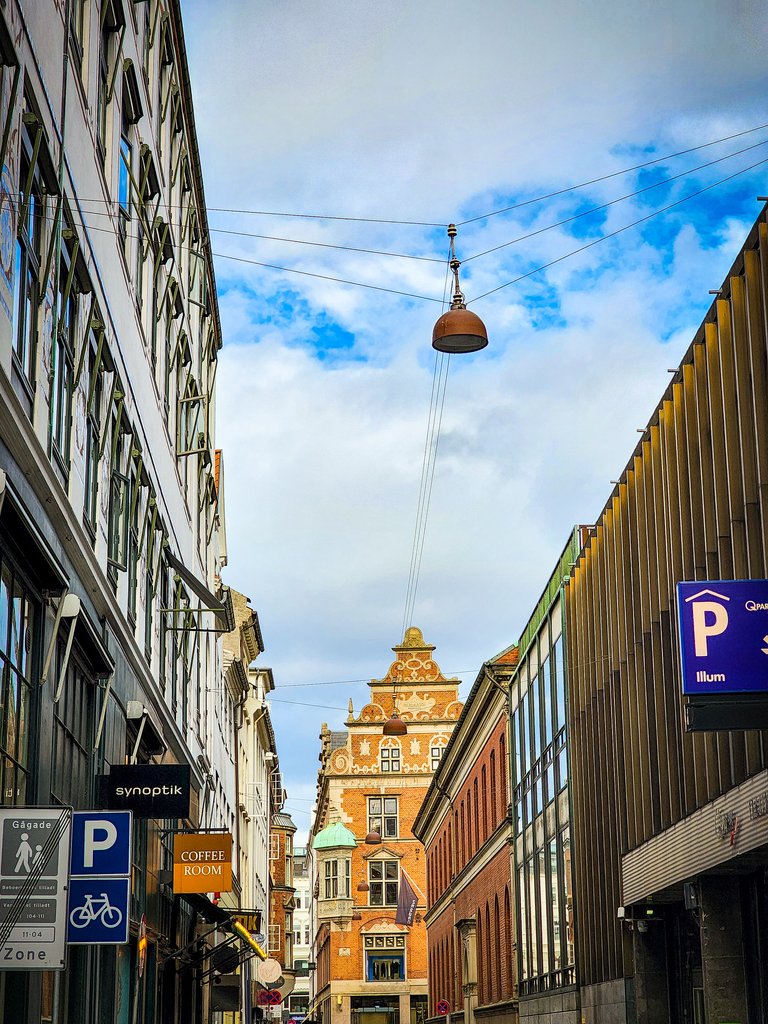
692;601;728;656
83;820;117;868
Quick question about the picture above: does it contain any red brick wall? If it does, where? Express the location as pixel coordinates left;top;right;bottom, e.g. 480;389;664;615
424;714;515;1011
426;717;508;903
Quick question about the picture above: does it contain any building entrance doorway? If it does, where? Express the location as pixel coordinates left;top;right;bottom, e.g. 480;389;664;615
351;995;399;1024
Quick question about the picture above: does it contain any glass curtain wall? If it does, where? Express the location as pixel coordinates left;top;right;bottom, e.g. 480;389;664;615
511;596;575;994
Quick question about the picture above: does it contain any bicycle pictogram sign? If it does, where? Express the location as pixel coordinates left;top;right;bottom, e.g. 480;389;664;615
66;877;130;944
69;891;124;929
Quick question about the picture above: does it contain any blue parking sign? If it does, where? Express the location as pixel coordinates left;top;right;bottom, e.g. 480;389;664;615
66;877;130;944
70;812;132;877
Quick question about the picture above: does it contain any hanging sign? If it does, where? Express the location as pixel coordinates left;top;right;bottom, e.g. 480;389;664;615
173;833;232;893
677;580;768;694
101;764;191;818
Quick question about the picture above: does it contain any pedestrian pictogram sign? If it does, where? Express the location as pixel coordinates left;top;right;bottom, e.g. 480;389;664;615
0;807;72;970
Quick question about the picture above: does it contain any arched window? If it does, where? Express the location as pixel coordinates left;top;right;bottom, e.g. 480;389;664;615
490;751;497;824
485;903;492;1003
500;734;508;808
459;801;465;867
494;895;502;1002
481;766;488;839
466;790;473;858
473;778;480;848
476;909;484;1005
504;886;512;997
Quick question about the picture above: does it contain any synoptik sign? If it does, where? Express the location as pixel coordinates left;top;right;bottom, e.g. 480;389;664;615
677;580;768;694
101;764;191;818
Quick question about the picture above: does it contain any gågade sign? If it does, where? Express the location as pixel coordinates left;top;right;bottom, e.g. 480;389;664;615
0;808;72;970
677;580;768;694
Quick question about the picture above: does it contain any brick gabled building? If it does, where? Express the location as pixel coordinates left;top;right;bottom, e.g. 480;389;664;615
310;629;463;1024
413;650;519;1024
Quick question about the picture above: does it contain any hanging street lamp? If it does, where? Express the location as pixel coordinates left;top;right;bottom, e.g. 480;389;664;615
432;224;488;354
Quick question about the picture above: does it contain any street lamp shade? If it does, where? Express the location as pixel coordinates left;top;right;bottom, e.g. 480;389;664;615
383;713;408;737
364;830;382;845
357;879;370;892
432;305;488;354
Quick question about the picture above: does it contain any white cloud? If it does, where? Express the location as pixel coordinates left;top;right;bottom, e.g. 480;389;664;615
181;0;768;813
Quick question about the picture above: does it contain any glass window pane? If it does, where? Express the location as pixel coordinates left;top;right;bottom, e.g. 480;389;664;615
0;565;10;654
538;849;549;974
518;865;528;980
554;635;565;730
550;838;561;970
561;827;574;967
558;747;568;790
542;656;553;745
531;675;541;759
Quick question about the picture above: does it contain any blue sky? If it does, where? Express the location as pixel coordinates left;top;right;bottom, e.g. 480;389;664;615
181;0;768;838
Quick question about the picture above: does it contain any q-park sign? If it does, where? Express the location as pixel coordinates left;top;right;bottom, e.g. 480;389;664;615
0;807;72;970
677;580;768;694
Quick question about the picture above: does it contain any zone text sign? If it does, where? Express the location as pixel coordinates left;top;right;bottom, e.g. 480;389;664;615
102;763;191;818
677;580;768;694
173;833;232;893
0;808;72;970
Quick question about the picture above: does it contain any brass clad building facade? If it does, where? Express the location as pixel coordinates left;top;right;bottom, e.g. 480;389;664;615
565;205;768;1023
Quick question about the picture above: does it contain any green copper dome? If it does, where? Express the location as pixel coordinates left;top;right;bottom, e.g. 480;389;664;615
313;822;356;850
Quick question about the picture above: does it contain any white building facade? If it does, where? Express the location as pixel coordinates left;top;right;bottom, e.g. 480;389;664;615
0;1;236;1022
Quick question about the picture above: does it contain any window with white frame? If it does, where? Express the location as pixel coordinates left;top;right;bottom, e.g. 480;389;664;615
268;923;281;955
368;796;398;840
430;738;447;771
368;859;399;906
380;740;401;773
270;833;280;860
323;857;350;899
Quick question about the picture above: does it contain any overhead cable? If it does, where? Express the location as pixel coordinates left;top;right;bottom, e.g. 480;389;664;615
458;120;768;225
468;154;768;303
9;121;766;228
464;135;768;263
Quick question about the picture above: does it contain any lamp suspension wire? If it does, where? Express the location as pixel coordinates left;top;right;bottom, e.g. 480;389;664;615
400;241;454;636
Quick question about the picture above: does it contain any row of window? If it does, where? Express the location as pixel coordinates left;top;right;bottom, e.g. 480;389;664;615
379;738;446;773
322;857;401;907
427;730;508;904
